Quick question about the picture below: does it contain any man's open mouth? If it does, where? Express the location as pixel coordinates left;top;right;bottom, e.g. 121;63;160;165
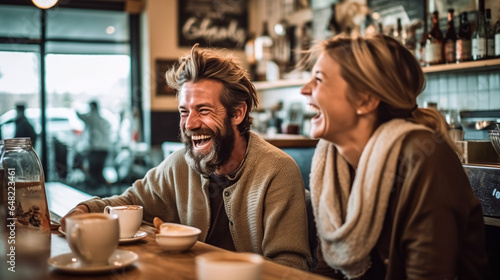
191;134;212;149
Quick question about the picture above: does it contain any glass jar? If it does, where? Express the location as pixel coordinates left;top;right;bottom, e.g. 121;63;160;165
2;138;50;280
2;137;50;232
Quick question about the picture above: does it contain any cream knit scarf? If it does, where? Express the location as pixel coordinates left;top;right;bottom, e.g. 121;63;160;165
310;119;431;279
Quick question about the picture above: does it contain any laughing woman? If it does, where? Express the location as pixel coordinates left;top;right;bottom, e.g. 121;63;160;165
300;34;490;279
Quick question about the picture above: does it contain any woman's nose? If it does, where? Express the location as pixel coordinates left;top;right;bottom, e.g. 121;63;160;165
301;82;312;96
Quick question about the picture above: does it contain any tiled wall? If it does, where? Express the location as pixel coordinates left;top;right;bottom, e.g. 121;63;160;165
418;69;500;111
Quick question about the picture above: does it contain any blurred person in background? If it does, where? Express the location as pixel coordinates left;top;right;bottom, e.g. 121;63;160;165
60;44;313;271
76;100;112;187
14;103;37;147
300;34;490;279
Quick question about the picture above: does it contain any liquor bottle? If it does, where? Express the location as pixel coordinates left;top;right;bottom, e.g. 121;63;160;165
254;22;273;81
425;11;444;65
392;18;404;43
361;14;377;37
495;6;500;56
485;9;495;58
244;33;257;81
472;4;487;60
444;9;456;63
418;20;428;66
255;22;273;62
456;12;472;62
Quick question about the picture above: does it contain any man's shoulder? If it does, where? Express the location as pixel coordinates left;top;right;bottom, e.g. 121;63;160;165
247;132;296;162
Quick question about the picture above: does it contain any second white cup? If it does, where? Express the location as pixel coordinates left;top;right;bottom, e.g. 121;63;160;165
104;205;143;239
65;213;119;266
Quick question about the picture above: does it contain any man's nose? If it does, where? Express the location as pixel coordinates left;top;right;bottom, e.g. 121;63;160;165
184;113;201;131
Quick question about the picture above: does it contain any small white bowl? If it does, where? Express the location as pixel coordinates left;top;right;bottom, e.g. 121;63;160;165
155;223;201;252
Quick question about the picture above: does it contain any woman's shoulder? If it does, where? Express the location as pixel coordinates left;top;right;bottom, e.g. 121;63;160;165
400;130;458;161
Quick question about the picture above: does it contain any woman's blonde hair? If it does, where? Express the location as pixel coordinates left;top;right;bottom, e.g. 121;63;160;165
165;44;258;136
300;34;459;153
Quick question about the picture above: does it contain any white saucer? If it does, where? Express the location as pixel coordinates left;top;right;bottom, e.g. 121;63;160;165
48;249;138;274
119;230;148;244
58;227;146;244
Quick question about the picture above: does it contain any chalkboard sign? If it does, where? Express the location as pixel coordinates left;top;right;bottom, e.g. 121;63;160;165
178;0;248;49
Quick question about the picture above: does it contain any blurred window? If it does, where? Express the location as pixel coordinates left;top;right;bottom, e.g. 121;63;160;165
0;3;133;187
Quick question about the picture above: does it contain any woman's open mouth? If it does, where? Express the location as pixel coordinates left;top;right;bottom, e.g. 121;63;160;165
307;104;321;120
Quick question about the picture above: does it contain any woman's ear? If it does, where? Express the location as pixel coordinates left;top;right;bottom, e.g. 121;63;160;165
233;102;247;125
356;93;380;115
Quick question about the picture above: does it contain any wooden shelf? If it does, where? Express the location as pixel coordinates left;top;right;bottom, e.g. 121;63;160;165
422;58;500;73
254;59;500;91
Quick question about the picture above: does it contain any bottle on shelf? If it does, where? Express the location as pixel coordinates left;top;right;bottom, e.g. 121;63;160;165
444;9;456;63
472;2;487;60
405;21;420;56
418;19;428;66
361;14;377;37
495;6;500;57
392;18;404;43
425;11;444;65
244;32;257;81
485;8;495;58
254;21;274;81
456;12;472;62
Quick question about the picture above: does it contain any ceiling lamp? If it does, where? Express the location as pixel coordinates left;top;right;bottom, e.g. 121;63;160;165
32;0;58;9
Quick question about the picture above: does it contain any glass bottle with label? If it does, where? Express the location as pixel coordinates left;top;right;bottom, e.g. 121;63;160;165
485;8;495;58
472;5;487;60
393;18;404;43
244;32;257;81
444;9;456;63
456;12;472;62
2;137;50;233
254;21;274;81
425;11;444;65
361;14;377;37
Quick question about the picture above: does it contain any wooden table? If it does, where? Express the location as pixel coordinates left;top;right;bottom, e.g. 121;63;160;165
42;182;333;280
46;224;332;280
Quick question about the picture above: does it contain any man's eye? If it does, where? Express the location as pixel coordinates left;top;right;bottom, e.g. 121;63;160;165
179;111;188;117
199;109;210;115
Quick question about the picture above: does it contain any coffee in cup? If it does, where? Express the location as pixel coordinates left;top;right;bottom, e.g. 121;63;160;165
104;205;143;238
196;251;263;280
65;213;119;266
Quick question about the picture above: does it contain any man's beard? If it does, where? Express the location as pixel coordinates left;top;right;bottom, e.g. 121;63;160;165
181;116;235;177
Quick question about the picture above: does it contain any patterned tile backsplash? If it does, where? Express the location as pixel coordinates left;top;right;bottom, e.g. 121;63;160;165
419;70;500;111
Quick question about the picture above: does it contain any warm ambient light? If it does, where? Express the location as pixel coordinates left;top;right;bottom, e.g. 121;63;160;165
32;0;58;9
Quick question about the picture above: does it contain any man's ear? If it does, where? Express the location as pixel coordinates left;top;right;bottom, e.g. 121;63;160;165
233;102;247;125
356;93;380;115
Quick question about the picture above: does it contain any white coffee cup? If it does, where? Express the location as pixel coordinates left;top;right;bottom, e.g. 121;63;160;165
104;205;143;238
65;213;119;267
196;251;263;280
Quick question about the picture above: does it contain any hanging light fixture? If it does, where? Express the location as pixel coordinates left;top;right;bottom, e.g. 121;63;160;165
32;0;58;9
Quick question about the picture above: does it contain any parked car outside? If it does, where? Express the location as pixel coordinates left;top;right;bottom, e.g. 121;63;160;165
0;107;120;182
